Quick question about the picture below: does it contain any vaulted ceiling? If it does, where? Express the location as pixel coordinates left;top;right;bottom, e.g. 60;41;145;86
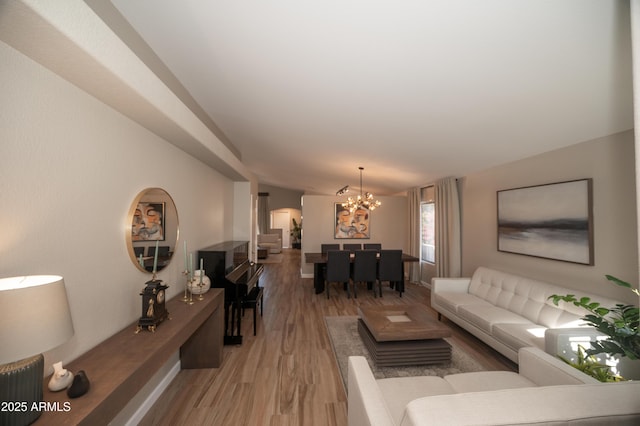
106;0;632;195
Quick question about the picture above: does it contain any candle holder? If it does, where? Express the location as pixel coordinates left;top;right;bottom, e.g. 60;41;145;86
182;269;190;302
187;278;195;305
197;281;205;301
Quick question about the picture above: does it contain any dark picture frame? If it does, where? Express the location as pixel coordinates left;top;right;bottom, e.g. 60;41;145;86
335;203;370;239
132;202;166;241
497;179;593;265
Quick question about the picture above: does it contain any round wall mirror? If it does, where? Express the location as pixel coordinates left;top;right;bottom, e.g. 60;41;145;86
125;188;179;273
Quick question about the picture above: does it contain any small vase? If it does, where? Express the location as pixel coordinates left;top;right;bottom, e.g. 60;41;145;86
188;270;211;294
48;361;74;392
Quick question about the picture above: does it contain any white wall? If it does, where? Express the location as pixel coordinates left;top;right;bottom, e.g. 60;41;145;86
300;195;407;276
258;184;304;210
460;131;638;304
0;41;235;371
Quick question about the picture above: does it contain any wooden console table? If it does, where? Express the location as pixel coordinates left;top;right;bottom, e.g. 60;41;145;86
38;289;224;425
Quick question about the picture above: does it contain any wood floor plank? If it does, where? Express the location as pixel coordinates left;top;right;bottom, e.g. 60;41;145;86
139;249;516;425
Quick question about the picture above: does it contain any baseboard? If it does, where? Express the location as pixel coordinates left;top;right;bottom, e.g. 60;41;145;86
301;272;313;279
420;280;432;289
122;359;181;426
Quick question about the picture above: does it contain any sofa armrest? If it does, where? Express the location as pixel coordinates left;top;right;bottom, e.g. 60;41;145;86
518;347;599;385
402;382;640;426
348;356;395;426
545;327;605;357
431;277;471;294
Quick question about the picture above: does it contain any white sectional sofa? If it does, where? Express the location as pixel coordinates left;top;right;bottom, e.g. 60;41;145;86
348;347;640;426
431;267;622;363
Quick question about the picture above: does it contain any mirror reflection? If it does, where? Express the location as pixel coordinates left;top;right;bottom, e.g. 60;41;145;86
126;188;178;273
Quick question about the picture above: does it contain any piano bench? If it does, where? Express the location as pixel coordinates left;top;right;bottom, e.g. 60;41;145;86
242;286;264;336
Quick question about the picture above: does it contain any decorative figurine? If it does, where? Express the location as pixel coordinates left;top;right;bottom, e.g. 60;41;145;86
67;370;90;398
48;361;74;392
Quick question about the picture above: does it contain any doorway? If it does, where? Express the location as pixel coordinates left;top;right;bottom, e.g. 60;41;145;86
272;211;291;248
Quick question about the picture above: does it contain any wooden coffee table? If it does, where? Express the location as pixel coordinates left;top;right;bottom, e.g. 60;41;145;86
358;304;452;367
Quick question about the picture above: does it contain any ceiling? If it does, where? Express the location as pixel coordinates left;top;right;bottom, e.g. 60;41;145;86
106;0;633;196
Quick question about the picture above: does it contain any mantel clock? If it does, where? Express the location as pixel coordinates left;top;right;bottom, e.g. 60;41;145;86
136;279;169;333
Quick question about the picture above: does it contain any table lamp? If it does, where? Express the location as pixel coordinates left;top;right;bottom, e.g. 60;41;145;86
0;275;74;426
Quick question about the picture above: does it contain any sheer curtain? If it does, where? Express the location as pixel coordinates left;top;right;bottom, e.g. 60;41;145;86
435;177;461;277
407;187;421;283
258;193;269;234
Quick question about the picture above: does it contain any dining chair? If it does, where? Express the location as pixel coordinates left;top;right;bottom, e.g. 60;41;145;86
321;244;340;254
320;244;341;284
325;250;351;299
378;250;404;297
363;243;381;251
343;243;362;252
352;250;378;298
133;246;145;257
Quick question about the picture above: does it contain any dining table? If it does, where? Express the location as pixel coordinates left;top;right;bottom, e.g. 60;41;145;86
304;251;419;295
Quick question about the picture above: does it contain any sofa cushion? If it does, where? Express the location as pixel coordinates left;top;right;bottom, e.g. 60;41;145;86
377;376;455;425
537;303;584;328
433;292;492;314
467;267;621;326
443;371;536;393
259;234;279;244
457;304;533;334
492;323;546;352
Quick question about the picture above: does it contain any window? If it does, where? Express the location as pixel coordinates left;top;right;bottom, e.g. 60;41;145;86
421;200;435;264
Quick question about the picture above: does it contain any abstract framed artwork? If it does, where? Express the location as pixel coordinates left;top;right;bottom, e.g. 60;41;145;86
497;179;593;265
335;203;370;239
132;202;166;241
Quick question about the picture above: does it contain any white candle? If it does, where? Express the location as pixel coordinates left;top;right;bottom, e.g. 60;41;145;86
153;240;159;273
139;253;144;268
199;258;204;283
183;241;188;270
189;253;193;280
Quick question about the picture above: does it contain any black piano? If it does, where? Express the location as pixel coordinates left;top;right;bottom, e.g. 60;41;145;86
199;241;263;345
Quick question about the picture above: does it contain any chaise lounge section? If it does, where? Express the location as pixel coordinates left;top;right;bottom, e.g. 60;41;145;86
348;346;640;426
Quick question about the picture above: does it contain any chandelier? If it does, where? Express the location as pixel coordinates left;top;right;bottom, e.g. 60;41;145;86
342;167;381;212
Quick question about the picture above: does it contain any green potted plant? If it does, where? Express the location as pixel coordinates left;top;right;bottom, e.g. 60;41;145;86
290;218;302;249
557;344;623;382
549;275;639;378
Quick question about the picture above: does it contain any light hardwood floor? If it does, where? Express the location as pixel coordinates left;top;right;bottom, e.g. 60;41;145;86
140;249;516;426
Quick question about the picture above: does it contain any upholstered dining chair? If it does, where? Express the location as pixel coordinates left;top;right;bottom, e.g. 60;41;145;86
352;250;378;298
320;244;340;282
363;243;381;251
342;243;362;252
378;249;404;297
325;250;351;299
321;244;340;253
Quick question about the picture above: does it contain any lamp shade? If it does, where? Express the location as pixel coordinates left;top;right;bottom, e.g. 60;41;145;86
0;275;74;364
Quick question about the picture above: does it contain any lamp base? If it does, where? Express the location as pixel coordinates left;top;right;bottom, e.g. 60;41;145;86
0;354;44;426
